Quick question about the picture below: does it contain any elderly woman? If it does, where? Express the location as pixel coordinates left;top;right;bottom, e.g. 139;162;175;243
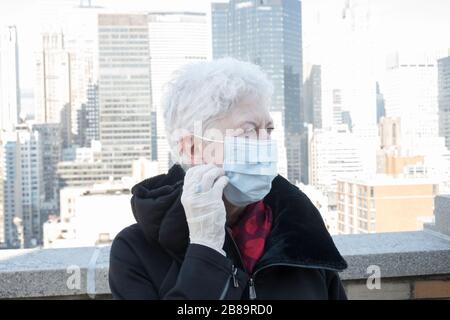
109;58;348;300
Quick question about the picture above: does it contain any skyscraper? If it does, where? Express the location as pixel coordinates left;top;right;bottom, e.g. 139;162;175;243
76;82;99;147
98;14;152;178
211;2;229;60
64;3;100;139
438;55;450;149
383;52;440;153
33;123;62;219
0;25;20;132
147;11;210;174
1;124;42;248
35;32;72;126
303;64;322;129
211;0;303;183
309;124;364;194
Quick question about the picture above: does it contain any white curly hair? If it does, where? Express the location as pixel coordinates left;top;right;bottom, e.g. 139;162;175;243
162;57;274;162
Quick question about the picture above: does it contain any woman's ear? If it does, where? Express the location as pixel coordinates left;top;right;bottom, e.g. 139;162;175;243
178;135;193;165
191;135;204;165
179;135;203;165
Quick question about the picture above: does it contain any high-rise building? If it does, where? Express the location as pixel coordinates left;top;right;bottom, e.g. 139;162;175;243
309;125;364;195
32;2;102;138
211;0;303;183
147;11;210;174
308;124;378;201
57;141;110;188
64;3;100;138
1;125;42;248
59;103;72;149
57;161;111;189
35;32;72;127
303;64;322;129
381;52;450;193
0;25;20;132
337;175;438;234
300;123;313;184
76;82;99;147
438;56;450;149
98;14;152;178
383;52;440;153
211;2;229;60
32;123;62;218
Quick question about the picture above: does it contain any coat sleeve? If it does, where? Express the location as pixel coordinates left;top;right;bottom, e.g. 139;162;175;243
109;231;248;300
163;244;248;299
108;231;158;299
326;270;348;300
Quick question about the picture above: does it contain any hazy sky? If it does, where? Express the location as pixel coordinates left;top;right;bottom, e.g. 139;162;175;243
1;0;450;92
302;0;450;67
0;0;211;92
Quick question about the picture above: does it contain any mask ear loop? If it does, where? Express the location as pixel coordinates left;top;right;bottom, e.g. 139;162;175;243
192;134;226;166
192;134;224;144
176;136;193;166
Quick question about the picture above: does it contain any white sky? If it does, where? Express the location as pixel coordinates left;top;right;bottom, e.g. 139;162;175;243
1;0;449;91
0;0;211;91
302;0;450;69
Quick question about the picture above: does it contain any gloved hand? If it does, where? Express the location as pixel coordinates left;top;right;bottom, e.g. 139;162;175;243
181;164;229;256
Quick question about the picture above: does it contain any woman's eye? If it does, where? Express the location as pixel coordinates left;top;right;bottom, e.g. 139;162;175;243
266;127;275;135
243;127;257;136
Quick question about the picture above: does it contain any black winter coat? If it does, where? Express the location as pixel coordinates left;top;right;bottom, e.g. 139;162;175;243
109;164;348;300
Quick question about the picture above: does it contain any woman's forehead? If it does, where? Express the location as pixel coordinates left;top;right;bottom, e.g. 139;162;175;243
203;96;272;133
226;100;272;125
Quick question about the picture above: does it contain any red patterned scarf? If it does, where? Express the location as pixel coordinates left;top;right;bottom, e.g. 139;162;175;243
230;200;273;274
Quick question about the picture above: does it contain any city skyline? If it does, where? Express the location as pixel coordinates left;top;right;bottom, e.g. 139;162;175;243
1;0;450;249
0;0;449;95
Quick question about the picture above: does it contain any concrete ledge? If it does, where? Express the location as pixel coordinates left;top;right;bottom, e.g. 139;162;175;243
334;230;450;280
0;230;449;299
0;246;110;299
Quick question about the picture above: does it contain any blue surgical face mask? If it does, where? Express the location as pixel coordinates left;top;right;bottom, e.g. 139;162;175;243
223;136;278;206
192;134;278;207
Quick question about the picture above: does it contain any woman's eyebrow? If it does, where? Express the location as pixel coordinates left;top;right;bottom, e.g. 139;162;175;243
240;120;258;128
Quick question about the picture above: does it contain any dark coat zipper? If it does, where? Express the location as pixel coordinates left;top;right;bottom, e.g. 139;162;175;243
225;227;259;300
225;227;342;300
225;226;264;300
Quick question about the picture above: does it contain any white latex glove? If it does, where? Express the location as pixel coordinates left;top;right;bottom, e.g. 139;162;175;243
181;164;229;256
